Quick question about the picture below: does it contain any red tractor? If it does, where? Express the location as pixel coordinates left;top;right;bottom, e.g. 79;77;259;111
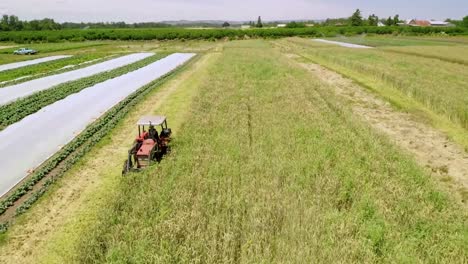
122;116;172;175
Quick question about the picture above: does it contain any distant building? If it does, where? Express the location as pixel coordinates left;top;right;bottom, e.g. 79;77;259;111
241;25;251;29
405;19;454;27
429;20;454;27
377;22;385;27
407;19;431;26
277;24;287;28
305;23;315;27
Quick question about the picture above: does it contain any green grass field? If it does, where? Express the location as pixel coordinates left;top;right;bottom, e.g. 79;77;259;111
284;38;468;146
38;40;465;263
0;38;466;263
327;35;464;47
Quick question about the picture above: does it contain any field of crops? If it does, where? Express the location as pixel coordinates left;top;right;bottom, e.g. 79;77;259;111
18;40;460;263
326;35;468;64
0;26;465;44
282;37;468;146
0;37;466;263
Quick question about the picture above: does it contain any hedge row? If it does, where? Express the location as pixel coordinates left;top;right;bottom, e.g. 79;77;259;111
0;54;167;130
0;26;465;43
0;54;194;226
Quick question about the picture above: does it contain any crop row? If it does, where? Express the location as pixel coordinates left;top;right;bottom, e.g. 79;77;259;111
0;26;465;43
0;54;119;89
0;53;107;84
0;53;167;131
0;55;195;231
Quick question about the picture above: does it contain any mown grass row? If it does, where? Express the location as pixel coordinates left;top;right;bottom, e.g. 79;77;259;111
0;53;106;84
0;53;168;131
382;45;468;66
325;36;468;65
0;54;195;232
286;39;468;131
73;40;466;263
327;35;463;47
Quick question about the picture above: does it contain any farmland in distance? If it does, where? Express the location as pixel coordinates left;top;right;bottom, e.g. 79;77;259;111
0;37;466;263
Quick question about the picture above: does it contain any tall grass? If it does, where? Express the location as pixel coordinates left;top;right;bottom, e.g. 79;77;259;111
73;40;467;263
289;38;468;131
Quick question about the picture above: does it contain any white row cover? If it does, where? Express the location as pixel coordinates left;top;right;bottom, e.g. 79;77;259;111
0;55;72;73
0;53;154;106
313;39;373;49
0;53;195;197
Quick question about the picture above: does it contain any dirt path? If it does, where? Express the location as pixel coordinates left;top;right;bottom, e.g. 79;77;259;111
0;53;217;263
288;54;468;205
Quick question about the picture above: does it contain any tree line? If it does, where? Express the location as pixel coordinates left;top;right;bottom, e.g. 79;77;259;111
1;13;467;32
1;15;61;31
323;9;468;27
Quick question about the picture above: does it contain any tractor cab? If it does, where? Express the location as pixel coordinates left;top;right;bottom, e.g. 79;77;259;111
122;116;172;175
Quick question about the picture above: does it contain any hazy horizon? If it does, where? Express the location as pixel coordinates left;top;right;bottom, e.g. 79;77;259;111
0;0;467;23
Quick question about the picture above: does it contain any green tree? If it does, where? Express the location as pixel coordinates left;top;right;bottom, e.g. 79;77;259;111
350;9;363;26
1;15;9;31
368;14;378;26
286;21;306;28
256;16;263;28
463;16;468;27
393;14;400;25
385;16;394;26
222;22;230;28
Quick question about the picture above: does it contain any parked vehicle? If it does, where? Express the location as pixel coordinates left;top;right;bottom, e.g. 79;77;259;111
13;48;37;55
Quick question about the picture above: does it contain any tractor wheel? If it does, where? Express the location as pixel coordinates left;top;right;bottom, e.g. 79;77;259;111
122;159;130;175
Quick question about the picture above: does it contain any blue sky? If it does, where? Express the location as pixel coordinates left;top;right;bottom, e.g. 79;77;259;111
0;0;466;22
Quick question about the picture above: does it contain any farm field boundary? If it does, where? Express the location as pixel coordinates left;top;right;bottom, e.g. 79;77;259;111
0;53;168;130
0;53;197;232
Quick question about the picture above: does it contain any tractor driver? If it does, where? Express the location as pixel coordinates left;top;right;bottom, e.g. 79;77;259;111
149;125;159;142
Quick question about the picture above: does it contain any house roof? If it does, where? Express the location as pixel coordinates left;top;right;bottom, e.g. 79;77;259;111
430;20;449;25
408;19;431;26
